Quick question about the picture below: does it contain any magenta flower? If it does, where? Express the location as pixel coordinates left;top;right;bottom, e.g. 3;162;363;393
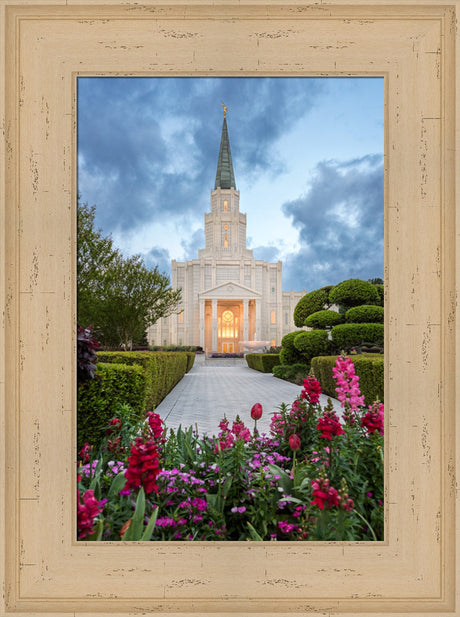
301;375;322;404
77;488;105;539
316;410;344;440
332;355;365;411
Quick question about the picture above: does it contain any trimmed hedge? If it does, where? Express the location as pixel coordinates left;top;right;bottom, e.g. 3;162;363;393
279;331;306;365
293;330;330;363
97;351;189;411
293;286;333;327
310;354;384;405
345;304;384;324
245;353;280;373
329;278;380;309
305;309;344;329
185;352;195;373
77;362;146;450
272;363;310;385
331;323;384;351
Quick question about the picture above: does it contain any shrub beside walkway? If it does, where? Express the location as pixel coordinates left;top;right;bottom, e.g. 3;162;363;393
155;354;343;435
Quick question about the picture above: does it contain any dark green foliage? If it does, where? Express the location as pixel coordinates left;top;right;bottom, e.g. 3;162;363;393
150;345;199;352
272;363;310;385
77;325;100;385
77;362;146;450
293;330;330;363
310;355;384;405
245;353;280;373
97;351;189;410
329;278;380;309
374;284;384;307
305;309;344;329
185;352;195;373
331;323;384;352
279;331;305;365
293;286;333;327
345;304;384;324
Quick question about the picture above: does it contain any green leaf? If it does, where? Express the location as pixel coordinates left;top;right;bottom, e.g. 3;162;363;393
108;471;127;499
267;464;293;494
129;488;146;540
86;518;104;541
247;522;263;541
141;507;159;541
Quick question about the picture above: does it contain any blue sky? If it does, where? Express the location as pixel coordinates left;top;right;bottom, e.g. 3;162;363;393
77;76;384;292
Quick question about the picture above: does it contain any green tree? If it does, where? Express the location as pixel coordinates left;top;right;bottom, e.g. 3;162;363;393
97;254;181;349
77;201;181;348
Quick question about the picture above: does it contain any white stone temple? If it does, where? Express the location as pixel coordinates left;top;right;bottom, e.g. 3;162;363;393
147;107;305;353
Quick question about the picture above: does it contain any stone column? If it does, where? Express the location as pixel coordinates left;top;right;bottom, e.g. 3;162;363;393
212;299;218;352
199;298;205;349
243;299;249;341
255;298;261;341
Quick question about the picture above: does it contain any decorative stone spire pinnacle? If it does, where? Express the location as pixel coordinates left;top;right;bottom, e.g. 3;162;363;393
214;106;236;190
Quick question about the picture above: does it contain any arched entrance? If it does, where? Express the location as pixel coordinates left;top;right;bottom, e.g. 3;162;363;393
218;307;239;353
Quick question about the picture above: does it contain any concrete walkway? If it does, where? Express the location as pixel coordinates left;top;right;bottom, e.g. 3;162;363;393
155;355;343;436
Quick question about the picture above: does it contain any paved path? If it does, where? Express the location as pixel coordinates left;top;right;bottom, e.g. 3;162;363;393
155;355;343;436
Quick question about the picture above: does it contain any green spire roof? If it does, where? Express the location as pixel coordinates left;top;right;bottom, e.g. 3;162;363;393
214;117;236;190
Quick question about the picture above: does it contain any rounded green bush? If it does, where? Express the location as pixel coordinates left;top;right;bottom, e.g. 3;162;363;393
293;286;333;327
374;284;384;307
329;278;380;309
305;309;344;329
345;304;384;324
293;329;330;363
331;323;384;351
279;331;305;365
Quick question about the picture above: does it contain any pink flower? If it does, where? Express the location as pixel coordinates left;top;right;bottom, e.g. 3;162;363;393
301;375;322;404
250;403;263;420
289;434;301;451
79;442;93;463
361;402;384;435
332;356;365;411
316;410;344;440
77;488;105;539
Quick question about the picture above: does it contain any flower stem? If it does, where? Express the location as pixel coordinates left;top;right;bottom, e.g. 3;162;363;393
353;509;378;541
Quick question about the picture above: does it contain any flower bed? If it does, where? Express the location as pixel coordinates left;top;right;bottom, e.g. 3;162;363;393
77;355;384;542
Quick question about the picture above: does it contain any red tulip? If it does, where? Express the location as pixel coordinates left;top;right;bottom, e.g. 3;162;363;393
250;403;263;420
289;434;301;451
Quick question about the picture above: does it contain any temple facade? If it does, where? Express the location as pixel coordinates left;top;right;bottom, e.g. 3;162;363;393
147;110;305;353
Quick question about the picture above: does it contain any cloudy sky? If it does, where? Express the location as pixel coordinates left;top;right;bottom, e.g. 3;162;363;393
77;76;384;292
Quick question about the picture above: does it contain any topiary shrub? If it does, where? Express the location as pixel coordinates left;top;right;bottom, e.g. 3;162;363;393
279;331;306;365
305;309;345;329
310;354;384;405
293;286;333;327
293;330;330;363
331;323;384;351
345;304;384;324
374;284;384;307
329;278;380;310
272;363;310;385
77;362;146;450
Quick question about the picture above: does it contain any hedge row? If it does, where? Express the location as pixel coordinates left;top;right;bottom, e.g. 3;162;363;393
311;355;384;406
77;362;146;450
97;351;193;410
245;353;280;373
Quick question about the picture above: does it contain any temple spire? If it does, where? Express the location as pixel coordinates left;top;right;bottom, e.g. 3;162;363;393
214;104;236;190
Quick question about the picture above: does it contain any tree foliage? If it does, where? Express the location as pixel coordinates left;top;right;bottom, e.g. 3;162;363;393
328;278;379;310
293;286;333;327
77;202;181;348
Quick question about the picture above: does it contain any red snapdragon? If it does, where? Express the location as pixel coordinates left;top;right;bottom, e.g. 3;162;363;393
316;410;344;440
361;402;384;435
301;375;322;404
310;478;340;510
124;436;161;494
77;488;105;539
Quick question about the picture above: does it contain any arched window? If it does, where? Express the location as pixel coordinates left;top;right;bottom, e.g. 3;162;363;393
223;200;228;212
222;309;234;337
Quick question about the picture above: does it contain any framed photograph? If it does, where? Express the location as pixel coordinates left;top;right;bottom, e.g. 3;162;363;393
1;1;458;615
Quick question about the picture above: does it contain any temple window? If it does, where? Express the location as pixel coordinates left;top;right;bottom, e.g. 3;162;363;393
223;200;228;212
271;310;276;324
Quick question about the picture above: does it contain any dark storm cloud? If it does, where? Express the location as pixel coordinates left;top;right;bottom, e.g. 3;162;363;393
281;155;384;292
77;77;325;236
143;246;172;280
181;228;205;261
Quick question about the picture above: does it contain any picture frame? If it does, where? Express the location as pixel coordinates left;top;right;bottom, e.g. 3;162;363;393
0;1;458;615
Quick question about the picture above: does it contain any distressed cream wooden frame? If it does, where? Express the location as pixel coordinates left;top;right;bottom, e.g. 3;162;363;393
0;1;458;615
